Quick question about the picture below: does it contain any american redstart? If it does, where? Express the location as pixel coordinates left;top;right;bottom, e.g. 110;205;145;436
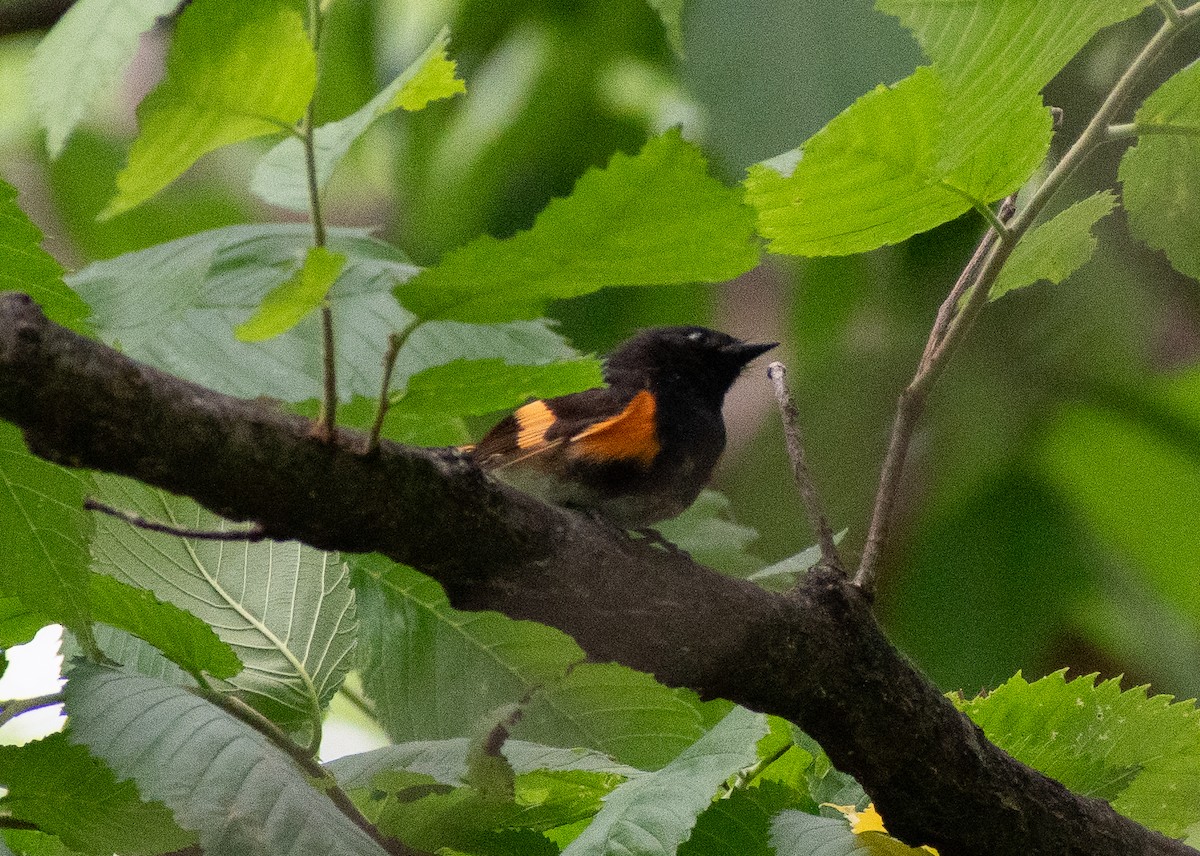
468;326;778;529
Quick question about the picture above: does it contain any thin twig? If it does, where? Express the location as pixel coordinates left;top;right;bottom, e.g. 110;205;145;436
767;362;842;572
302;0;337;443
0;692;64;728
856;6;1200;594
192;689;414;856
84;498;267;542
364;321;421;455
338;683;376;719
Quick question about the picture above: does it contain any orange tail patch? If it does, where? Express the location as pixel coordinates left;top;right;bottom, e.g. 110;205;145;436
572;389;660;467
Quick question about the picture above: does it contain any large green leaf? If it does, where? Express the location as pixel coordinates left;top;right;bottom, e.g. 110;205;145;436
745;66;1048;256
352;555;584;741
395;129;760;322
877;0;1147;159
89;474;356;736
252;27;465;212
990;190;1117;300
1120;59;1200;282
0;596;48;650
0;733;195;856
0;178;90;334
63;663;391;856
28;0;182;158
353;556;715;770
0;423;93;639
958;671;1200;837
67;223;577;401
103;0;316;218
561;706;767;856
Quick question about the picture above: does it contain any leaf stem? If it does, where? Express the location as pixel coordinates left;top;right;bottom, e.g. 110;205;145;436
84;497;268;542
364;320;421;455
766;361;843;573
302;0;337;442
856;9;1200;593
0;692;64;728
193;689;413;855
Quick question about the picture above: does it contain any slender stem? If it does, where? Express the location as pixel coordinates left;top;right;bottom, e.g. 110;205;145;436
726;740;794;795
0;693;64;728
84;498;267;542
766;362;843;572
0;819;40;831
1154;0;1182;26
856;10;1200;593
972;201;1013;244
193;689;413;856
1109;122;1200;139
338;683;376;719
364;321;421;455
302;0;337;442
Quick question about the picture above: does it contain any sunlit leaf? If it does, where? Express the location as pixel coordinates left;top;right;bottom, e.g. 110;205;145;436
396;129;759;322
771;810;930;855
393;358;604;416
990;190;1117;300
235;245;346;342
103;0;316;217
958;670;1200;837
252;27;465;211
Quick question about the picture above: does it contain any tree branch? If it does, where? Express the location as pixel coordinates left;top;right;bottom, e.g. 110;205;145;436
0;292;1193;856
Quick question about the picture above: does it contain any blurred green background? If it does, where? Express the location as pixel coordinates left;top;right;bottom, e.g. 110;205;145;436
3;0;1199;701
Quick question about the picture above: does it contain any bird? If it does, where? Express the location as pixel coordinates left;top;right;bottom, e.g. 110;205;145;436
468;326;777;529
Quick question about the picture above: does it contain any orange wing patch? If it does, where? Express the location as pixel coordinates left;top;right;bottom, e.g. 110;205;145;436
514;400;556;450
571;389;660;467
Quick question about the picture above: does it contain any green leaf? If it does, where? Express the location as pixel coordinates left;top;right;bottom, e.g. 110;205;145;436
235;245;346;341
395;129;759;322
0;423;93;638
560;706;767;856
680;782;808;856
103;0;316;218
958;671;1200;837
67;223;576;401
771;811;929;855
518;663;720;772
351;554;584;740
28;0;182;157
352;556;713;770
327;739;644;791
89;474;355;735
87;573;242;681
252;27;465;211
0;179;91;334
745;67;1048;256
644;0;685;55
655;490;762;575
0;733;195;856
990;191;1117;300
367;769;618;853
749;0;1144;256
63;663;391;856
1120;59;1200;281
0;596;48;649
393;358;604;417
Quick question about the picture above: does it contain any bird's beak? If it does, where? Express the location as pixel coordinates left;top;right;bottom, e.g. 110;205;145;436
725;340;779;364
